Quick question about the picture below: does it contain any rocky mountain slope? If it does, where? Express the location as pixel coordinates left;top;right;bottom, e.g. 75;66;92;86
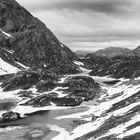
0;0;79;75
89;54;140;79
78;46;140;79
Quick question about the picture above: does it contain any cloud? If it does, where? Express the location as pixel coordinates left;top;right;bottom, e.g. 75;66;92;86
33;9;140;40
17;0;132;15
16;0;140;51
67;40;140;51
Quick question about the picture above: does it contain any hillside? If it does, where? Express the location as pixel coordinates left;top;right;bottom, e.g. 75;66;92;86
0;0;79;75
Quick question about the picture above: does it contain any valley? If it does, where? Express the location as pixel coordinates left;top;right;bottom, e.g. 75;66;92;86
0;0;140;140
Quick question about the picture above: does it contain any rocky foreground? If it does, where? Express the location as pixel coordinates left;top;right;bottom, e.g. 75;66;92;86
1;70;140;140
0;70;101;120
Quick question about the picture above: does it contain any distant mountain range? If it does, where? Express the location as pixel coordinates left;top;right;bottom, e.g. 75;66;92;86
75;50;94;57
75;47;131;58
87;47;131;58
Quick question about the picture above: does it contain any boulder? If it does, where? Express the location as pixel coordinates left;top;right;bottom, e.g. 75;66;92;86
2;111;21;121
23;94;52;107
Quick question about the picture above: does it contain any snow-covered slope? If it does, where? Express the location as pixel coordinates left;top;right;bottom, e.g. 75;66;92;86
0;58;19;75
62;79;140;140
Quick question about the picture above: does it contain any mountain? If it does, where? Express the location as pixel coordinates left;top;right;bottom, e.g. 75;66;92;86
88;47;131;58
89;54;140;79
75;50;94;58
87;46;140;79
0;0;79;75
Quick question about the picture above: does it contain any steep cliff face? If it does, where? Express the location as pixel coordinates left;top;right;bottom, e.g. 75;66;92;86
0;0;78;74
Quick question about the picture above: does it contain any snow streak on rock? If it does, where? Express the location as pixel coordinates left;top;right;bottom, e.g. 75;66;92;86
74;61;84;66
0;29;11;37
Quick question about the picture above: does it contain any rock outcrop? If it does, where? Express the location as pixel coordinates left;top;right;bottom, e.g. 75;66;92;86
0;70;60;92
2;111;21;121
22;76;101;107
23;93;84;107
1;71;41;91
62;76;101;101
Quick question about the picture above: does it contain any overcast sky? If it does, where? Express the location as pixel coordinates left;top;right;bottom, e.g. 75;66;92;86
16;0;140;51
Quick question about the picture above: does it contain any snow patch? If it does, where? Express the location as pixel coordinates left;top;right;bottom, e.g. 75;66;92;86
60;43;64;48
44;63;47;67
74;61;84;66
0;29;11;37
0;126;25;132
0;58;19;75
47;124;69;140
0;88;21;100
66;116;111;140
118;125;140;138
12;105;70;117
79;67;91;74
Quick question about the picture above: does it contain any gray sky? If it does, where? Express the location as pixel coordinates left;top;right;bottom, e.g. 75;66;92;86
16;0;140;51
